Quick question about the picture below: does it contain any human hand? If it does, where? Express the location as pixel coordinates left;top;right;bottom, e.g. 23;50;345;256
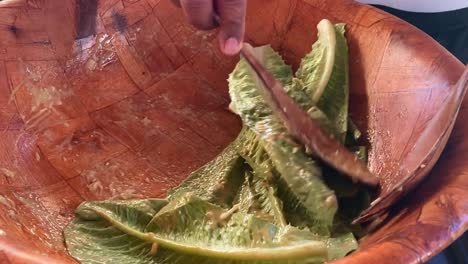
171;0;247;55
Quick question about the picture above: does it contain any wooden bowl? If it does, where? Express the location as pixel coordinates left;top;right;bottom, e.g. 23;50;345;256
0;0;466;263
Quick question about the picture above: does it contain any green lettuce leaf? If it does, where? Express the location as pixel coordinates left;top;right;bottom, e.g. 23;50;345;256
327;232;358;260
238;128;277;181
229;45;337;232
65;195;329;264
296;20;350;141
64;199;169;264
345;119;362;146
234;168;287;226
168;129;246;208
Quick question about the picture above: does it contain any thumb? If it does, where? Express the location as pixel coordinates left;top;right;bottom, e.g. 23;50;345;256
215;0;246;55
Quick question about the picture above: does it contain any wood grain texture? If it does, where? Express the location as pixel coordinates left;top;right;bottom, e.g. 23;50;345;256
0;0;466;263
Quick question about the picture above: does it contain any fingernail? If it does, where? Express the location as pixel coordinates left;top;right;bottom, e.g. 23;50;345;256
223;38;241;55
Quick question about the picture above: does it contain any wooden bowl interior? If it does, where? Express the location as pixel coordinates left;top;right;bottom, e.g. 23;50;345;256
0;0;466;263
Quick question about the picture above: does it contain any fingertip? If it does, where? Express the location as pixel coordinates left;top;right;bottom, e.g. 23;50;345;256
216;0;246;56
222;37;242;56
